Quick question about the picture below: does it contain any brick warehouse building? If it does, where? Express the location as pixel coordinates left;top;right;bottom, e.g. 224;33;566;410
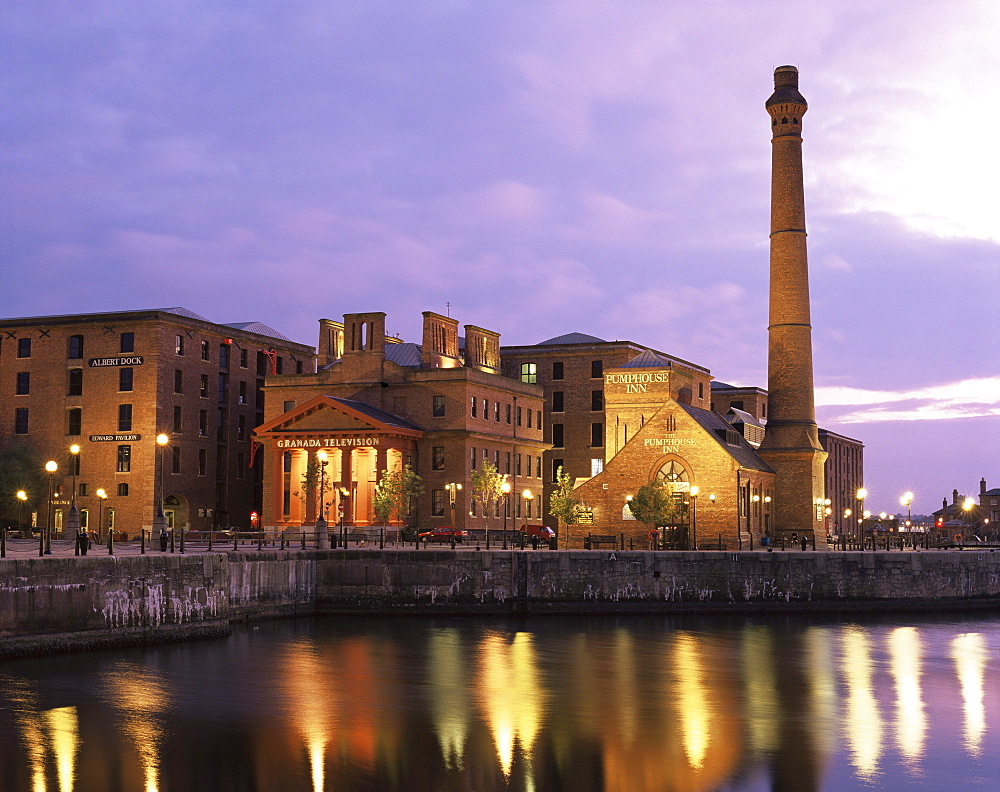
255;311;546;535
0;308;313;538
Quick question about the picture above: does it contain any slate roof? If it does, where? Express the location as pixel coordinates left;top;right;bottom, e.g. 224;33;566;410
223;321;293;342
385;342;423;368
679;403;774;472
620;349;672;369
162;307;210;322
537;331;607;345
332;397;423;432
727;407;764;428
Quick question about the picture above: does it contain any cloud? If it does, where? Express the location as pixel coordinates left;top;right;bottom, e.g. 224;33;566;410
817;376;1000;423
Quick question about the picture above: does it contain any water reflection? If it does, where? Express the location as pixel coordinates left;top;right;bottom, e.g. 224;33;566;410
0;615;995;791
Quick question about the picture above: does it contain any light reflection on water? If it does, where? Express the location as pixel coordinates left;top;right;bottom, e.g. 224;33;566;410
0;614;997;791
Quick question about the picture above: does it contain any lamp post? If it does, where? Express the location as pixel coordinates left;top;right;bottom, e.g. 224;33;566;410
962;497;976;537
96;488;107;543
689;486;699;550
751;494;760;542
446;482;462;548
16;490;28;538
521;489;533;549
154;434;169;547
501;481;511;549
315;451;330;549
44;460;57;556
856;488;867;542
339;486;350;548
66;444;81;542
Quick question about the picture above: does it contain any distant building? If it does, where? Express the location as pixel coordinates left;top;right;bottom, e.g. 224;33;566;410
0;307;313;538
818;429;864;537
979;478;1000;528
256;311;546;534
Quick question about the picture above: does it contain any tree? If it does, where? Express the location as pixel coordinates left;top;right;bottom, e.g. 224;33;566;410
290;456;332;520
549;465;581;526
628;483;683;529
0;443;49;527
470;461;506;532
372;464;423;527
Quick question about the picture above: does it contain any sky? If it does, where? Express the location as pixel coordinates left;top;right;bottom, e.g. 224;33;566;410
3;0;997;516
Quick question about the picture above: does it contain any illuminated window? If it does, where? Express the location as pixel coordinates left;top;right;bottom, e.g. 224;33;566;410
175;335;185;355
591;458;604;476
116;445;131;473
520;363;537;383
432;395;445;417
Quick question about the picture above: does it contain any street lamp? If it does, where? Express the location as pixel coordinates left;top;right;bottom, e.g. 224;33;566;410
856;488;867;540
446;483;462;547
96;488;107;543
16;490;28;537
154;434;169;547
962;497;976;535
521;489;534;549
689;486;699;550
501;481;511;549
66;444;81;542
43;460;57;556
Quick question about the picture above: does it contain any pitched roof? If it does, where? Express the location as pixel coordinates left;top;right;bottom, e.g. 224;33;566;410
620;349;672;369
223;321;293;342
332;397;423;432
679;403;774;472
385;342;422;367
536;331;607;345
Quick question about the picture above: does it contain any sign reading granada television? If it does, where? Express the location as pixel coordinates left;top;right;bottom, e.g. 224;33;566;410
88;356;144;367
89;434;142;442
275;437;379;449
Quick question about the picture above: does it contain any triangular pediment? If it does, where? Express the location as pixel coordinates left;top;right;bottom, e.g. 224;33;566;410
255;395;422;438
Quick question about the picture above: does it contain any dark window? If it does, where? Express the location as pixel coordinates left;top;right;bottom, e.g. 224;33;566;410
517;407;523;426
67;408;81;435
591;360;603;378
171;446;181;474
173;370;182;393
471;397;477;418
296;359;303;374
237;415;246;442
432;395;445;417
552;459;564;482
432;446;445;470
218;373;228;403
552;423;564;447
79;483;88;497
506;404;511;424
175;335;185;355
68;368;83;396
283;400;295;412
431;489;445;517
119;367;133;392
527;409;532;429
591;390;603;411
120;332;135;354
236;452;245;478
198;449;207;476
68;335;84;359
116;445;131;472
240;348;248;368
217;407;227;441
494;401;500;421
591;422;603;447
201;340;210;361
505;452;511;474
520;363;537;384
200;374;209;398
118;404;132;432
275;357;283;374
470;447;477;470
219;343;230;369
199;410;208;437
552;361;564;380
552;392;564;412
483;399;489;419
69;453;81;476
173;405;182;433
239;381;247;404
117;483;129;497
537;410;542;428
17;338;31;358
14;408;28;434
16;372;29;395
698;382;704;399
515;454;522;476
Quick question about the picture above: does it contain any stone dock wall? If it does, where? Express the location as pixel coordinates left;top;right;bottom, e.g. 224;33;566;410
1;549;998;657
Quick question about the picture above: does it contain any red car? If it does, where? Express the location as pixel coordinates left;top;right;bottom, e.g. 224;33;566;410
418;527;469;543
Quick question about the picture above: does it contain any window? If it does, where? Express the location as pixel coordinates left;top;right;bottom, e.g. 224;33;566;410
698;382;704;400
483;398;489;419
201;340;210;361
283;400;295;412
537;410;542;428
552;391;564;412
119;367;133;392
198;409;208;436
217;408;227;441
520;363;537;384
79;483;88;497
506;404;511;424
116;445;131;473
591;458;604;476
470;447;477;470
591;422;603;447
174;370;183;393
432;395;446;417
118;404;133;432
120;332;134;354
219;343;230;369
200;374;209;398
79;509;89;528
218;373;228;403
175;335;185;355
731;400;744;411
505;452;511;474
275;356;283;374
237;415;246;442
171;446;181;474
173;405;182;433
68;368;83;396
240;348;248;368
68;335;84;359
552;361;564;380
431;489;446;517
494;401;500;421
236;452;245;478
471;397;477;418
117;483;129;497
67;408;81;436
17;338;31;358
527;409;532;429
16;372;29;395
517;407;523;426
591;360;603;378
552;423;564;447
198;448;207;476
591;390;603;411
14;408;28;434
552;459;564;482
494;449;500;468
239;381;247;404
432;446;445;471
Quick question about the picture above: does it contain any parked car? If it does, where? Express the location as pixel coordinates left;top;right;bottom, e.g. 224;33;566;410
418;527;469;543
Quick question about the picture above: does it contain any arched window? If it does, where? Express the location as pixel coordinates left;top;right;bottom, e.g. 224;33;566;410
654;460;689;484
781;116;788;124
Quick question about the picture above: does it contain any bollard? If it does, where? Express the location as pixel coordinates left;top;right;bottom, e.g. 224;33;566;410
301;531;306;550
234;534;239;551
170;529;175;553
180;527;185;554
208;532;213;551
280;533;285;550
